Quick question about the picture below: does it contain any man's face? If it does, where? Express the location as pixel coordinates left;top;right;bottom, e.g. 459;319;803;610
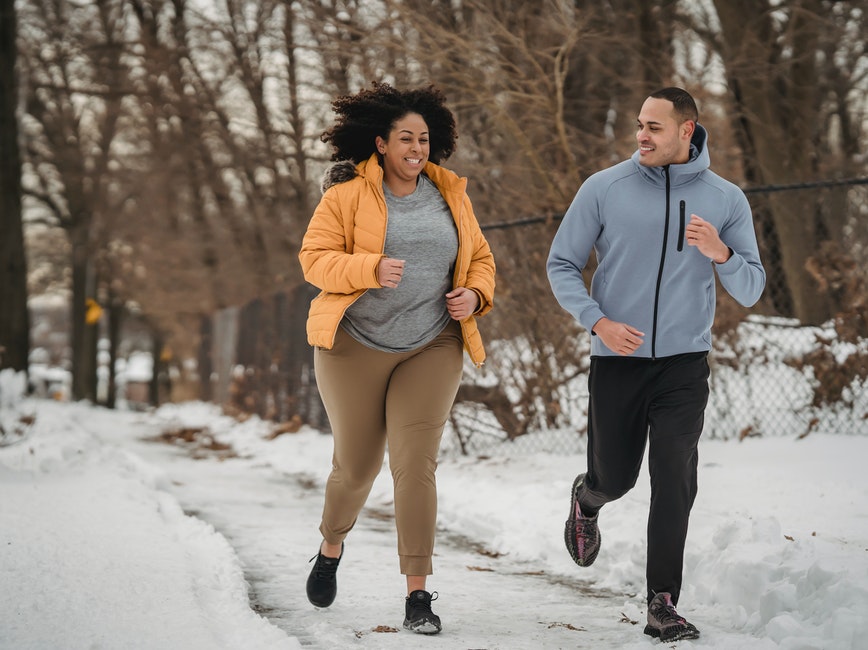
636;97;693;167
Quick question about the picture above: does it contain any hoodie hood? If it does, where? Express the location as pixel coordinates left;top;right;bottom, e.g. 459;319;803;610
631;123;710;188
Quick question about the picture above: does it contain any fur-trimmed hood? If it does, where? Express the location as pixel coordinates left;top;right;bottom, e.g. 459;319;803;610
320;160;359;194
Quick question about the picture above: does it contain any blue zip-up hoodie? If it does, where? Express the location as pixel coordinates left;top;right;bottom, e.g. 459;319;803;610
547;124;765;358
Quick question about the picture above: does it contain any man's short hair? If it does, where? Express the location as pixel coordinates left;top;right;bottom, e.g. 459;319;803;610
649;87;699;124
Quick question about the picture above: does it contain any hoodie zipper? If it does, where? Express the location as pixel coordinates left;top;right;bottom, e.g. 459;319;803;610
651;167;672;359
677;200;686;251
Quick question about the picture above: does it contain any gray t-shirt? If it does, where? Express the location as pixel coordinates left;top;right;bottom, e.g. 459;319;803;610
342;174;458;352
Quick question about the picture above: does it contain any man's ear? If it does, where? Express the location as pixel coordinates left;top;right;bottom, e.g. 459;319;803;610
681;120;696;140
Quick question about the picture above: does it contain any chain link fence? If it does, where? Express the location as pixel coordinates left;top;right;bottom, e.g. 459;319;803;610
218;179;868;455
708;178;868;440
441;178;868;456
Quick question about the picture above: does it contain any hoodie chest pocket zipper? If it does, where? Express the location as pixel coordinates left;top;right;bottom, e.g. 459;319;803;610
677;200;686;251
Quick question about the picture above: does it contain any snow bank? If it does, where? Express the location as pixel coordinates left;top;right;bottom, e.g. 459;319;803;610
0;404;299;650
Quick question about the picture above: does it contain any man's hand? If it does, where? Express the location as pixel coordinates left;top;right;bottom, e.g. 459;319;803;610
593;317;645;356
685;214;731;263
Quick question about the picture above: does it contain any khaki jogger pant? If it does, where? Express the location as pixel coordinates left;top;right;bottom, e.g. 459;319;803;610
314;321;464;576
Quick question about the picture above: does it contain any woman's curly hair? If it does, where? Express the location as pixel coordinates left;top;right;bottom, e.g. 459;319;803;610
321;82;458;165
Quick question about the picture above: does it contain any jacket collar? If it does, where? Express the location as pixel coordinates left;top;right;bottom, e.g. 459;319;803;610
631;123;710;187
320;153;466;196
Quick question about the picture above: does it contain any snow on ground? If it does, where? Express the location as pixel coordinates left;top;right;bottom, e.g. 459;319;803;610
2;381;867;649
0;400;298;650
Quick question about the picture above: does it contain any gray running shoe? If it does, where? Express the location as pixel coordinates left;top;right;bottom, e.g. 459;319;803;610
403;590;442;634
644;592;700;642
564;473;601;567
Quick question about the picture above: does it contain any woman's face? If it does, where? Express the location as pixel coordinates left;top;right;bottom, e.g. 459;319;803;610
375;112;430;192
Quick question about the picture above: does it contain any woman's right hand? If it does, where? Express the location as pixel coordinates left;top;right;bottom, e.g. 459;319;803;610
377;257;405;288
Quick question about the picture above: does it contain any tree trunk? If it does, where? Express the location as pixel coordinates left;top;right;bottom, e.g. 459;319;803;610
0;0;30;373
149;329;169;407
106;294;122;409
713;0;831;324
70;231;98;401
197;314;213;402
285;284;321;426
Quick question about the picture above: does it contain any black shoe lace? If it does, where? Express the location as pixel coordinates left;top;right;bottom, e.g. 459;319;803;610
410;591;438;616
652;601;686;627
576;517;596;538
309;553;339;580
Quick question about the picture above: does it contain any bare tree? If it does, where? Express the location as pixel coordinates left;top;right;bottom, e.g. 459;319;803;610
116;0;352;404
18;0;130;400
17;0;864;436
701;0;867;323
0;0;30;373
377;0;682;436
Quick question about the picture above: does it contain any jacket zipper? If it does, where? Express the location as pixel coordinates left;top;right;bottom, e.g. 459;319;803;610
677;200;686;251
451;194;465;286
449;195;482;366
651;167;672;359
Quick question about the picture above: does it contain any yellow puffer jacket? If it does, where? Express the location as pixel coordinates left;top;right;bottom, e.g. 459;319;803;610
299;154;495;366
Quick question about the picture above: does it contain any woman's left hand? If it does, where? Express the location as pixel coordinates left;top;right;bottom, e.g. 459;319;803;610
446;287;479;321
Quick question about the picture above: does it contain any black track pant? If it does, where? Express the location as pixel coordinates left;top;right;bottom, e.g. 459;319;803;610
576;351;709;605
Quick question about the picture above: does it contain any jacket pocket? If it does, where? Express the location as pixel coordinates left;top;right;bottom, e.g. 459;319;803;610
677;200;686;251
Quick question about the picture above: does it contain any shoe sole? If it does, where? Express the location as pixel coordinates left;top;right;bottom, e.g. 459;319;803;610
306;593;335;608
305;578;336;608
403;620;441;635
564;473;600;567
643;624;701;641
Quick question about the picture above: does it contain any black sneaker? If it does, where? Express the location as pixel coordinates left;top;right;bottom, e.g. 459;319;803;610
403;590;442;635
644;592;700;642
305;543;343;608
564;473;601;567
